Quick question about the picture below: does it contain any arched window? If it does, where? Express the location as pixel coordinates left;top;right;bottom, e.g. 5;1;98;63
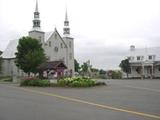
49;41;51;47
54;47;58;52
61;43;63;48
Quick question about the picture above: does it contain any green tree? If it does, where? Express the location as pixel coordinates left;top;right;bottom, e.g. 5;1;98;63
0;51;2;55
74;59;80;72
111;70;122;79
15;36;46;76
119;59;130;78
81;62;88;76
99;69;106;74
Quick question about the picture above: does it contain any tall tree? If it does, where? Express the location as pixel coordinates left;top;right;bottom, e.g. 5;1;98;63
81;62;88;76
74;59;80;72
119;59;130;78
15;37;46;76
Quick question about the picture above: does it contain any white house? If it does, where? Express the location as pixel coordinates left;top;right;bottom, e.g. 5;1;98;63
1;1;74;77
127;45;160;79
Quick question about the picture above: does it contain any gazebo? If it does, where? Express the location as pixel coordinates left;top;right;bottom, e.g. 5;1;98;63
38;61;67;79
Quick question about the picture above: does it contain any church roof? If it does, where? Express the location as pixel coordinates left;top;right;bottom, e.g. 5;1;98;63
2;39;19;58
45;31;54;41
2;29;70;59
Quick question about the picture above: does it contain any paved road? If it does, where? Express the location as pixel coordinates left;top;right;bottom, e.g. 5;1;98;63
0;79;160;120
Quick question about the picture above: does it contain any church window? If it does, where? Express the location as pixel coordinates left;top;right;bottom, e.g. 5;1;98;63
55;34;57;39
69;53;72;60
61;43;63;48
54;47;58;52
69;41;71;48
49;41;51;47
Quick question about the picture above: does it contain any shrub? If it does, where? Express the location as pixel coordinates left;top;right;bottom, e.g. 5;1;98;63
0;76;12;82
20;77;50;87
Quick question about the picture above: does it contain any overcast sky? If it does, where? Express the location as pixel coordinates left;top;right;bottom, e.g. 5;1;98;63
0;0;160;70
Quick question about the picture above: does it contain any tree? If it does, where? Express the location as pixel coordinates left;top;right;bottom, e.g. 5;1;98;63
81;62;89;76
111;70;122;79
119;59;130;78
74;59;80;72
99;69;106;75
15;37;46;76
0;51;2;55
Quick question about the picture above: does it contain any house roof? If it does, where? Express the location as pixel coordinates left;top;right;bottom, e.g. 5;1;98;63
37;61;67;71
2;39;19;58
128;47;160;61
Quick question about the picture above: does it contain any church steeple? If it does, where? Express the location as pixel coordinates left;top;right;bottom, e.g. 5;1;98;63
32;0;41;31
35;0;38;12
63;9;70;36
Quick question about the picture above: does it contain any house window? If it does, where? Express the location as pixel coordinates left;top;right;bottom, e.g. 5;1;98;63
148;55;152;60
49;41;51;47
128;57;131;60
129;56;134;61
141;56;144;60
137;56;140;61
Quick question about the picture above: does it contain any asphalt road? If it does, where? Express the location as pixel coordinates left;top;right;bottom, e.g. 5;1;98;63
0;79;160;120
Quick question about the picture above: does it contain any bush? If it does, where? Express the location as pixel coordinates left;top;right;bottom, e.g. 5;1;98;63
20;77;50;87
0;76;12;82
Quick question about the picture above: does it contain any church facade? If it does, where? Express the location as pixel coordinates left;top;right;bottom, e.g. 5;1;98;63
1;1;74;77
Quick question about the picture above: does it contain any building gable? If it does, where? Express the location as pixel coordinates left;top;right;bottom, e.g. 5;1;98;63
45;30;67;48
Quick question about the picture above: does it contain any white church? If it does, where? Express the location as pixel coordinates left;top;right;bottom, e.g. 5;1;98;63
1;1;74;77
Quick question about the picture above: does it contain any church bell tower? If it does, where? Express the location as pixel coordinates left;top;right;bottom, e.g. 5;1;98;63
63;9;75;75
29;0;45;46
63;9;70;36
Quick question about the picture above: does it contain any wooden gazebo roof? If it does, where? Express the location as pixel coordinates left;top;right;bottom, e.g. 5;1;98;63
38;61;67;71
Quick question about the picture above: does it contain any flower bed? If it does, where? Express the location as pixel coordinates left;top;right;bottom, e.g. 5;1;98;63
58;77;106;87
20;77;106;87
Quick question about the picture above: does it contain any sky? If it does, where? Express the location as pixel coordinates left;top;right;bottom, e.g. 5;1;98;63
0;0;160;70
